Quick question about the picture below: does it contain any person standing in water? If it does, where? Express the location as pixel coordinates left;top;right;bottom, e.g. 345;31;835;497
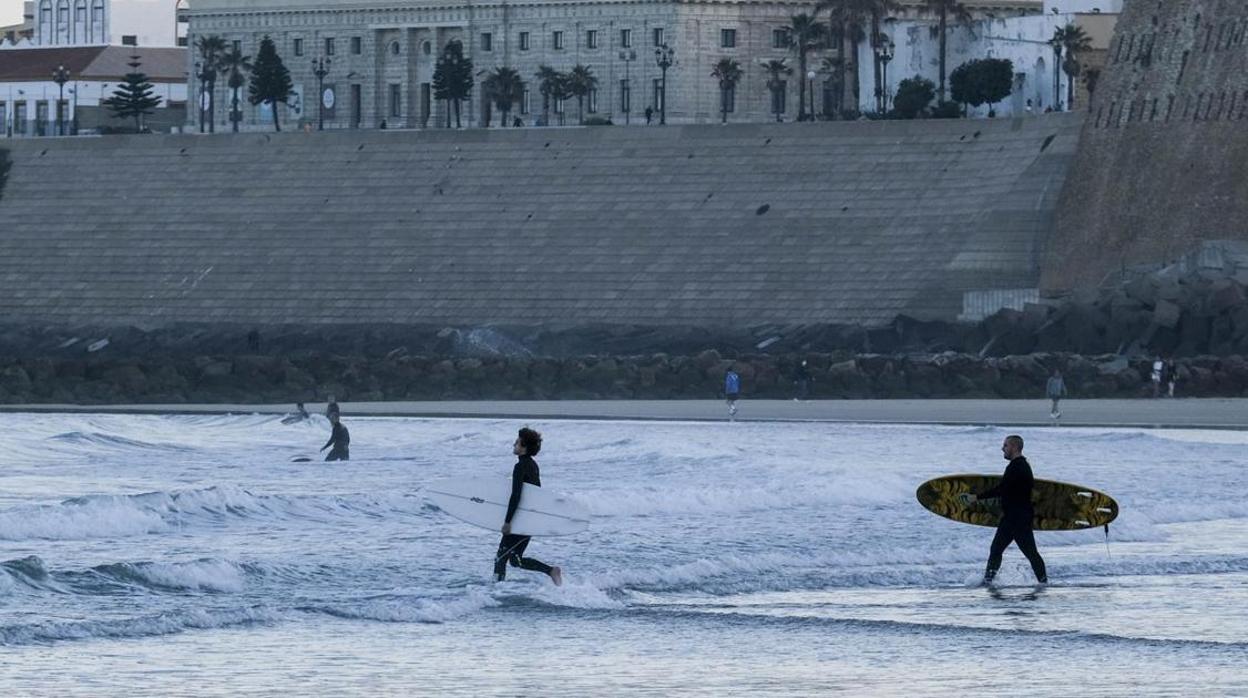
961;435;1047;585
325;395;341;419
724;366;741;420
495;427;563;585
320;412;350;461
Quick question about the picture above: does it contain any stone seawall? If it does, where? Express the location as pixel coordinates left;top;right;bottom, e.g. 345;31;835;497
3;351;1246;405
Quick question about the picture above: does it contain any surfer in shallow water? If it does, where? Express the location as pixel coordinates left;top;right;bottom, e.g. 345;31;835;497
495;428;563;586
320;412;350;461
961;435;1048;585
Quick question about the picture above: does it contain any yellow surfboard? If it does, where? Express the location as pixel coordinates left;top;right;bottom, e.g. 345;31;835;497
916;474;1119;531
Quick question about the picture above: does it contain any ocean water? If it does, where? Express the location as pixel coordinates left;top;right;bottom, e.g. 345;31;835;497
0;413;1245;696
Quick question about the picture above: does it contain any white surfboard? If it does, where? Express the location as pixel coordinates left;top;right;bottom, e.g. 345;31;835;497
425;477;590;537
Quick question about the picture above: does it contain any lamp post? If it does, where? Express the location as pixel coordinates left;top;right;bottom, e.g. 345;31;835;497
807;69;817;120
874;36;894;113
51;64;69;136
312;56;331;130
619;49;636;125
654;43;674;125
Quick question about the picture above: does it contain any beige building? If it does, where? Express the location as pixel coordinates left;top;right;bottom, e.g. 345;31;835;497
184;0;850;130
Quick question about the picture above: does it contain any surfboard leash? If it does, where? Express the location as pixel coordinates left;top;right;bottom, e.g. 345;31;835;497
1103;523;1112;559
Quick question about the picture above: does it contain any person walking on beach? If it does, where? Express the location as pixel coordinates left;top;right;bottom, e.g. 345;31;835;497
960;435;1047;585
1166;359;1177;398
1151;356;1165;398
793;360;812;401
495;427;563;585
320;412;350;461
1045;369;1067;418
724;366;741;420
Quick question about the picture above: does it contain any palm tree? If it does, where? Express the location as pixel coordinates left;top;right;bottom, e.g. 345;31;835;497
483;66;524;126
921;0;971;103
786;13;827;121
535;65;562;126
761;58;793;122
818;0;893;113
1051;23;1093;111
195;34;227;133
217;45;252;133
711;57;743;123
567;64;598;124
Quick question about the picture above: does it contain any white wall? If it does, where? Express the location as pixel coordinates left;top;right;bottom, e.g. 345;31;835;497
1045;0;1122;13
31;0;177;47
2;78;186;135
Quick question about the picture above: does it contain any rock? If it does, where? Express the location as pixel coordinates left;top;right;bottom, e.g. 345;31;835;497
199;360;233;378
1153;300;1182;329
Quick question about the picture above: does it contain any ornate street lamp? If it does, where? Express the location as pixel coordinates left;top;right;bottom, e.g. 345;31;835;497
312;56;332;130
51;64;70;136
654;43;674;125
874;36;894;113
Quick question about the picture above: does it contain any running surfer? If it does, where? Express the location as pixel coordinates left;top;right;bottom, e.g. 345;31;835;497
495;427;563;586
960;435;1048;585
320;412;350;461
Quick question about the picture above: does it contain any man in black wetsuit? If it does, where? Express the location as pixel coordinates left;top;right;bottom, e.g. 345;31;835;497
320;412;350;461
961;435;1047;584
495;427;563;586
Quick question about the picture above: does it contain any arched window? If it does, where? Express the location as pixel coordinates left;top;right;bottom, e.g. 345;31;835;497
90;0;104;43
74;0;86;44
38;1;52;45
56;0;69;44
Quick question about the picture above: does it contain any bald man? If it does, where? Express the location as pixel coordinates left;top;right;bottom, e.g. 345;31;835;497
962;435;1048;585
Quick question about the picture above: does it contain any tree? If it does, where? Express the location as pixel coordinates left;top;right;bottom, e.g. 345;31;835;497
567;64;598;125
762;58;792;122
218;45;252;133
949;57;1013;115
482;66;524;126
892;75;935;118
818;55;845;116
921;0;971;103
433;40;474;128
103;55;163;132
710;57;743;123
786;13;826;121
1051;24;1092;111
248;35;294;131
547;71;572;125
195;34;227;133
535;65;562;126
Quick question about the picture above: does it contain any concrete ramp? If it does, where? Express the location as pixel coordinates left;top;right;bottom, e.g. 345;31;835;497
0;114;1080;330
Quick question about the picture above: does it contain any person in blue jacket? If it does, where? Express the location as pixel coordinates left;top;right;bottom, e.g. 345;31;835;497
724;367;741;420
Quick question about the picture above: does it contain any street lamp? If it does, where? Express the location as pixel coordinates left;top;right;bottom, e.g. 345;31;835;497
51;64;69;136
619;49;636;125
874;36;894;113
654;43;674;125
312;56;331;130
807;69;817;120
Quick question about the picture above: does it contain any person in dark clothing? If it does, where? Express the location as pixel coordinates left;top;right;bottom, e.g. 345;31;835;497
494;427;563;585
961;435;1047;585
321;412;350;461
793;360;811;401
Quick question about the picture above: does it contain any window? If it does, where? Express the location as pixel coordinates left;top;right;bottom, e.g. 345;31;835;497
588;88;598;113
389;41;400;56
38;1;51;45
773;28;789;49
652;78;664;112
586;29;598;49
233;40;241;52
553;30;564;50
73;0;85;43
521;86;530;114
294;38;304;56
519;31;530;50
351;37;362;54
390;83;401;117
554;96;565;114
772;80;787;114
481;32;492;52
653;27;664;47
0;103;6;134
325;37;336;56
121;34;137;46
56;0;68;44
620;28;632;48
619;79;630;113
721;28;736;48
90;0;103;42
422;41;431;55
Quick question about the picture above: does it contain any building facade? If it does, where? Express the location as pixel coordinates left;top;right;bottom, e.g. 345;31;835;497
0;0;182;49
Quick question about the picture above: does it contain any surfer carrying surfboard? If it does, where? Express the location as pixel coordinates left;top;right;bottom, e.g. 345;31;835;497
960;435;1048;585
495;428;563;586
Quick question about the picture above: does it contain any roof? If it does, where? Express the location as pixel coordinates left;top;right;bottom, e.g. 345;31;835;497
0;45;186;82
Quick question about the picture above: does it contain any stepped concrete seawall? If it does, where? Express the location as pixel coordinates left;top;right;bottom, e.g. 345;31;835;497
0;115;1079;333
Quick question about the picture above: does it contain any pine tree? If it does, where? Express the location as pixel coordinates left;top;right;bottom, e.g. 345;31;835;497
433;40;474;128
248;35;294;131
103;56;163;133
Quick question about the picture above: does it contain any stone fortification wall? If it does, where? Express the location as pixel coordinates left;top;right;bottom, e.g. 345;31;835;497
1046;0;1248;291
0;116;1079;332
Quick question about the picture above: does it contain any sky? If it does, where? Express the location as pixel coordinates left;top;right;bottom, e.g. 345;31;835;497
1;1;23;27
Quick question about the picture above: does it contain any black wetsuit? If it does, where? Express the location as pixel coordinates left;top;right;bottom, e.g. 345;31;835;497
979;456;1047;583
494;455;553;580
323;422;350;461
